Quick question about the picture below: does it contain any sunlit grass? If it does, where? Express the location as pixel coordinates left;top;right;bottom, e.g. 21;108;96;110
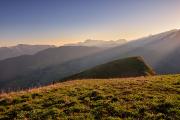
0;75;180;119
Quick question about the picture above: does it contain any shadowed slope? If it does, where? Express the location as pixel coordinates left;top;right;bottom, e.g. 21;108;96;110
64;56;155;80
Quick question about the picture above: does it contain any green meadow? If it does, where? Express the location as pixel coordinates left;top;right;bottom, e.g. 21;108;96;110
0;74;180;120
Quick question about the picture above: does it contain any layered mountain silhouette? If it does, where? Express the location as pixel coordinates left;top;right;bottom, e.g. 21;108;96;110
0;44;54;60
64;39;127;48
0;46;103;90
0;29;180;91
63;57;155;81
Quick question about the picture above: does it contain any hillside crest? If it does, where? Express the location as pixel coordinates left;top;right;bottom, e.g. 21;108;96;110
63;56;155;81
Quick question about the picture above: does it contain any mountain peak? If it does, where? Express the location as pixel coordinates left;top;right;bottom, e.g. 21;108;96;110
64;39;127;48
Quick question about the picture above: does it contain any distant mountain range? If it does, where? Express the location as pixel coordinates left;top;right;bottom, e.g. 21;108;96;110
64;39;127;48
0;29;180;91
0;46;103;91
0;44;55;60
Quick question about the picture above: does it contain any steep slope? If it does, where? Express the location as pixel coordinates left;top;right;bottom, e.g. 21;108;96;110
64;57;155;80
0;44;54;60
0;75;180;119
124;29;180;69
155;46;180;74
0;46;103;90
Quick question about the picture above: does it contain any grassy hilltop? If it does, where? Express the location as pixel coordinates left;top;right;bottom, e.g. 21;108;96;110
0;75;180;119
63;56;155;81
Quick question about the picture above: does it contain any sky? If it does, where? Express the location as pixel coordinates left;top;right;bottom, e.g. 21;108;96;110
0;0;180;46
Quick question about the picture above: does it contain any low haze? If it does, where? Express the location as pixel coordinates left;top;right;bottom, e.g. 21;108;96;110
0;0;180;46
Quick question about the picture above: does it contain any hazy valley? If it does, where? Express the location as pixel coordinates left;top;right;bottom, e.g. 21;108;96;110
0;29;180;91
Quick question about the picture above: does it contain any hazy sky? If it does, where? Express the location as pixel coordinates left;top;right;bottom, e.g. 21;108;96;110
0;0;180;46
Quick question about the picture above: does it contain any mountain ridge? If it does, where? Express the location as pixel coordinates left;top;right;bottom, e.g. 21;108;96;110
64;39;127;48
63;56;155;81
0;46;103;91
0;29;180;91
0;44;55;60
